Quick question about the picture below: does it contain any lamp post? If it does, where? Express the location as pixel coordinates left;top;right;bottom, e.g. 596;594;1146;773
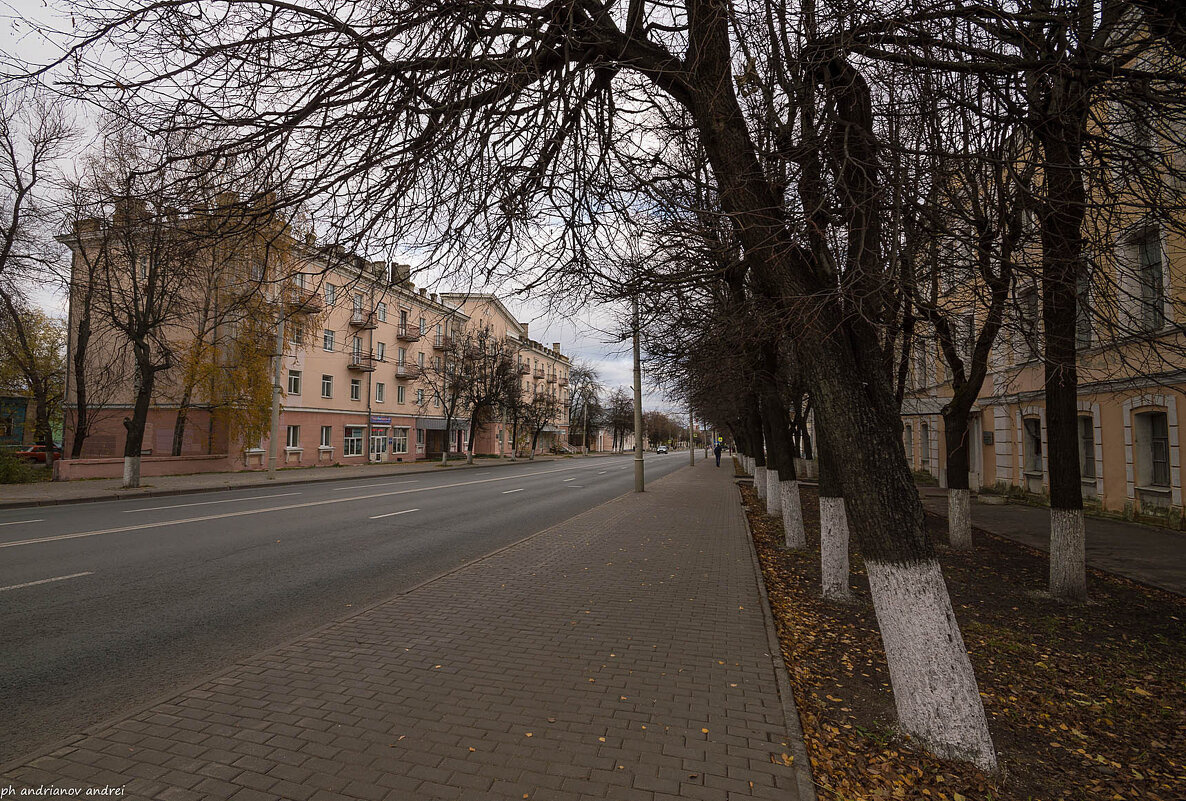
689;408;695;466
632;296;644;493
267;298;284;480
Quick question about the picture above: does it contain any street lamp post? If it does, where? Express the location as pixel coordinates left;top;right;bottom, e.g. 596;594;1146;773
267;300;284;480
689;408;695;466
632;297;644;493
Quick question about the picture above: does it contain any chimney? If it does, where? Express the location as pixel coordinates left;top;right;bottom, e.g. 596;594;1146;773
391;262;411;286
431;293;438;304
419;288;427;297
552;342;561;352
521;322;529;338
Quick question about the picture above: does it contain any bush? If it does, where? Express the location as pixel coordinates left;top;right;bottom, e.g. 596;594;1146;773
0;450;45;484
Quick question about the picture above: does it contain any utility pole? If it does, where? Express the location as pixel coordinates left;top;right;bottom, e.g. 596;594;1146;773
689;408;695;466
632;297;644;492
267;301;284;480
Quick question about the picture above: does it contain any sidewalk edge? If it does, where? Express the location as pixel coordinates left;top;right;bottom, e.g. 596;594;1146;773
735;483;819;801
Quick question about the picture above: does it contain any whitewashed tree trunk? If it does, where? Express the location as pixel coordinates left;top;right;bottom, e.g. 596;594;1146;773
754;465;767;500
948;489;973;549
122;455;141;489
766;468;781;515
1049;508;1087;600
865;559;997;771
781;480;806;550
820;496;852;601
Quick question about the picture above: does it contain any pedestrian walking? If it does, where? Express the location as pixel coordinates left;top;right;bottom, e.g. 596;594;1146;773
713;442;723;467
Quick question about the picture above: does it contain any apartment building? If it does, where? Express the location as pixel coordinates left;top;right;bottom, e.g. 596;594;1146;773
901;218;1186;521
60;214;572;472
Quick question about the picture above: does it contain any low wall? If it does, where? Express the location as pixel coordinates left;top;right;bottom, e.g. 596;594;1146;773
794;458;819;480
54;454;238;481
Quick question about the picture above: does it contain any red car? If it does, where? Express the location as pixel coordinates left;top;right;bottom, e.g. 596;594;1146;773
15;444;62;463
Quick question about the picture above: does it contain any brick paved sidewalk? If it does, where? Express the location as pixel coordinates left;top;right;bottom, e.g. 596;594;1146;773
1;459;812;800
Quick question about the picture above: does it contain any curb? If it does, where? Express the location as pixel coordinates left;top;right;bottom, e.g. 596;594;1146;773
735;483;819;801
0;455;589;511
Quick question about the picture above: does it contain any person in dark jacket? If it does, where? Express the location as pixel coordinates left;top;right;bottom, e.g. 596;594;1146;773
713;442;723;467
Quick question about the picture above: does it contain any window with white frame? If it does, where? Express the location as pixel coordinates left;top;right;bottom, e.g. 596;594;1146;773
419;316;426;336
392;428;409;453
323;330;335;352
1079;415;1096;480
287;370;301;395
1136;230;1165;332
350;379;362;401
416;428;425;448
1023;418;1043;474
433;392;440;408
376;342;386;361
291;322;304;345
320;425;332;447
904;423;914;464
1135;410;1171;488
397;385;406;404
375;382;385;403
325;284;337;306
397;346;407;364
920;422;930;469
344;426;364;456
416;389;424;405
352;294;364;318
377;302;387;322
321;375;333;398
285;425;300;448
418;351;425;368
352;336;363;359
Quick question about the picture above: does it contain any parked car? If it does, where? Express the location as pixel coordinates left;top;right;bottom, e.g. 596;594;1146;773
15;444;62;463
656;445;668;454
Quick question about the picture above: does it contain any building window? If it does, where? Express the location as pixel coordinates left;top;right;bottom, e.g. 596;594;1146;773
291;322;304;345
416;389;424;405
375;382;385;403
321;375;333;398
418;351;425;369
287;370;301;396
325;284;337;306
397;385;406;404
285;425;300;448
1135;411;1171;488
919;422;930;470
1137;230;1165;332
1079;416;1096;480
344;426;364;456
392;428;409;454
377;302;387;322
433;392;441;408
416;428;425;448
904;424;914;465
352;336;362;359
320;425;332;447
350;379;362;401
353;293;364;318
419;316;426;336
370;428;388;458
1023;417;1043;474
323;330;335;352
376;342;386;362
397;347;407;365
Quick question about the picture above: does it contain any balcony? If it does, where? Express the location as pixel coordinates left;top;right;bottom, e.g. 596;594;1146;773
558;376;568;387
433;334;453;350
349;311;378;329
396;325;421;342
395;363;422;379
546;373;556;383
347;351;377;371
286;289;323;315
533;367;545;379
518;363;530;374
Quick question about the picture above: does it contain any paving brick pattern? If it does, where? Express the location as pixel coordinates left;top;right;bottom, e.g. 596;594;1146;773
2;460;805;800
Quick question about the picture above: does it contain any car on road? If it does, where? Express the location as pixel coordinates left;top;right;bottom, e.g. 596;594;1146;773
14;444;62;463
656;445;668;454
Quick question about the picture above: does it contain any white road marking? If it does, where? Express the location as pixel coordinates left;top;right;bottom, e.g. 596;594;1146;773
370;508;419;520
502;488;524;494
0;571;94;593
332;480;418;491
566;485;584;489
0;519;43;527
125;492;301;513
0;462;613;551
562;478;575;482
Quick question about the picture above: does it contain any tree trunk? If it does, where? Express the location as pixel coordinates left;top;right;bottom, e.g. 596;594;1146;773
122;355;156;489
817;426;852;601
943;408;974;549
1040;119;1087;602
70;313;92;459
172;388;193;457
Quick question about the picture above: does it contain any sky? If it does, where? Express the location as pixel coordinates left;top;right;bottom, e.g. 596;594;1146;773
2;0;684;413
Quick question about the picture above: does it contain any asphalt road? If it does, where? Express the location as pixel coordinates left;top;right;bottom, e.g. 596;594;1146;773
0;452;691;765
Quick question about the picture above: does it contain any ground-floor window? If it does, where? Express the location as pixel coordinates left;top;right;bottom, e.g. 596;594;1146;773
1079;415;1096;479
904;423;914;465
285;425;300;448
392;428;409;454
416;428;425;450
919;422;930;470
320;425;332;447
1135;410;1170;487
344;426;364;456
1023;417;1043;474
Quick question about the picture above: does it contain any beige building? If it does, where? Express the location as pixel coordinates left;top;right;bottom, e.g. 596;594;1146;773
61;218;572;472
902;220;1186;523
